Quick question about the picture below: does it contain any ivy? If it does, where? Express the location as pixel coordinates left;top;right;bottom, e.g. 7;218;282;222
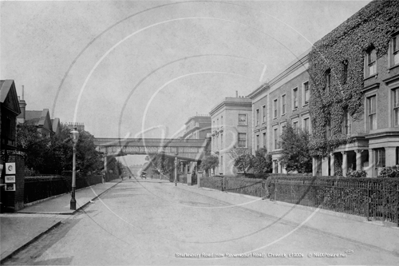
308;0;399;157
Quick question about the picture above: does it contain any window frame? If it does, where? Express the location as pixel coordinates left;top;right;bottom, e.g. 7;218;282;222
393;34;399;66
292;87;298;110
342;60;348;85
273;127;279;150
262;105;266;123
238;114;247;126
325;69;331;93
303;81;309;106
281;94;286;115
367;95;377;131
237;133;247;148
273;99;278;119
393;88;399;127
256;109;260;126
365;46;377;78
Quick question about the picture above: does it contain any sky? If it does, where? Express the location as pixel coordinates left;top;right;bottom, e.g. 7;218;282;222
1;0;371;165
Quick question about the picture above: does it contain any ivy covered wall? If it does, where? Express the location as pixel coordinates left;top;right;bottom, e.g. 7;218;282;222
308;0;399;157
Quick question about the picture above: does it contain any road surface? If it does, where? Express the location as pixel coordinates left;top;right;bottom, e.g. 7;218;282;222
4;179;399;265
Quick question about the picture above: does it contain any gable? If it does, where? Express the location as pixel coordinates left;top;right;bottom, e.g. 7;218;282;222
40;109;53;132
0;80;21;115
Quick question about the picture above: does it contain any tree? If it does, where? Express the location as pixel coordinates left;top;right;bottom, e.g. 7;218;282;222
252;148;272;174
17;123;103;176
17;123;50;174
200;155;219;176
150;154;175;176
280;123;312;173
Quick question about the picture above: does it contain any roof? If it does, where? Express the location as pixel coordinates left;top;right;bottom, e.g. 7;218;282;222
0;79;21;114
25;109;52;130
247;48;310;100
51;118;61;133
209;97;252;116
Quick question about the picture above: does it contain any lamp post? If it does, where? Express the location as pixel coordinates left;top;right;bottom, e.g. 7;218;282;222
70;128;79;210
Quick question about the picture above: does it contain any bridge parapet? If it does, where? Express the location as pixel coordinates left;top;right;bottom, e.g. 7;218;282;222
94;137;211;161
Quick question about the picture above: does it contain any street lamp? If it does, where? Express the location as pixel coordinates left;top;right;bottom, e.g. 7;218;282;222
70;128;79;210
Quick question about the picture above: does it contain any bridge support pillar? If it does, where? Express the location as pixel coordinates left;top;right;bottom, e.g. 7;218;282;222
103;151;107;183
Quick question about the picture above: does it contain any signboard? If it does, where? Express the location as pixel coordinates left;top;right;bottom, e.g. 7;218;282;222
5;175;15;183
5;183;16;191
5;163;16;174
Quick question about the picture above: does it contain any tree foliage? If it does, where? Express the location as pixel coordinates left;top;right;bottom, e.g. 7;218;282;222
230;147;272;174
280;124;312;173
200;155;219;175
17;123;103;175
253;148;272;174
150;154;175;176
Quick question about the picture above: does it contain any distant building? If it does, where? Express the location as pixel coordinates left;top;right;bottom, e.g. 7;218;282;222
209;94;252;175
16;85;61;136
63;122;85;132
181;114;211;140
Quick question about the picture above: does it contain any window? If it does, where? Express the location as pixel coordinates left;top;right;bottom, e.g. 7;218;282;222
256;134;260;150
303;81;309;105
393;88;399;127
303;117;310;132
238;133;247;148
375;148;386;168
221;133;223;148
325;69;331;93
367;95;377;130
263;132;266;148
221;116;223;127
342;60;348;85
342;109;351;135
274;99;278;118
262;105;266;123
238;114;247;125
293;88;298;109
256;109;260;126
365;47;377;77
273;128;278;150
397;147;399;165
326;119;331;138
282;94;286;115
391;34;399;66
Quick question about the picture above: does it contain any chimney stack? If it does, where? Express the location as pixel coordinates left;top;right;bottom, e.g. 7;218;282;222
18;85;27;123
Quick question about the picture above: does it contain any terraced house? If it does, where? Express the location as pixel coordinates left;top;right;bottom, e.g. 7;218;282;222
248;51;310;173
309;0;399;177
247;0;399;177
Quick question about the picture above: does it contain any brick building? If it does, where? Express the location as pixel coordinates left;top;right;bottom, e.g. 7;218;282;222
309;0;399;177
209;95;252;175
248;52;310;173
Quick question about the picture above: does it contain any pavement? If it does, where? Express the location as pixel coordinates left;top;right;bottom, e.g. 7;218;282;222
1;178;399;264
177;184;399;256
0;179;121;262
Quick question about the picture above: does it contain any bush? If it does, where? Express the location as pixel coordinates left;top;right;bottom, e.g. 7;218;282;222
346;170;367;178
379;165;399;178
